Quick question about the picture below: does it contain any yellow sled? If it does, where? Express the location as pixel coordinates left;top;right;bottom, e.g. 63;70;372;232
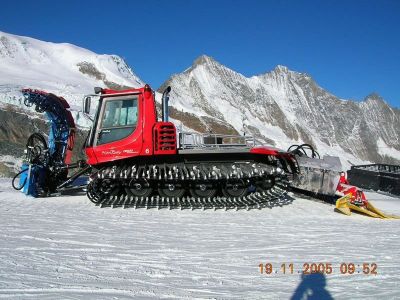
366;201;400;219
335;195;352;216
335;195;400;219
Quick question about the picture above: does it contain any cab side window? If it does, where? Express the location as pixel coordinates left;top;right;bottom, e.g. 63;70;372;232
97;97;138;145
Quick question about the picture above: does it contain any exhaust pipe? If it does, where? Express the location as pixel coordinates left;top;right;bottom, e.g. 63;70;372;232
161;86;171;122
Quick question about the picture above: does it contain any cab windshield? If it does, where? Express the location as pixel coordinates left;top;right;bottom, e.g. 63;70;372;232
97;96;138;145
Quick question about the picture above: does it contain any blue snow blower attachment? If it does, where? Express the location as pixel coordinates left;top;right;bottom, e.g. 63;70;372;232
16;163;46;197
12;89;77;196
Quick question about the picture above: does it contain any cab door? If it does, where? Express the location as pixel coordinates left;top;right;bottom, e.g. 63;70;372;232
92;94;143;163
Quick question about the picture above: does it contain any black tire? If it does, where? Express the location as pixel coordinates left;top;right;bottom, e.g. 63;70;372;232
26;133;48;164
129;179;152;197
222;179;248;198
190;182;217;198
158;182;185;198
87;179;115;204
255;176;275;192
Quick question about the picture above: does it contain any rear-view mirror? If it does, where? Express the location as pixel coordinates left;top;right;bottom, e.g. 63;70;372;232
84;96;91;114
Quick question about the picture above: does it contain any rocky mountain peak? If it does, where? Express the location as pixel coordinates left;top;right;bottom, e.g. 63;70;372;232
274;65;289;73
364;92;386;103
161;55;400;165
257;64;310;86
0;33;18;59
189;55;231;75
269;65;312;81
192;54;216;67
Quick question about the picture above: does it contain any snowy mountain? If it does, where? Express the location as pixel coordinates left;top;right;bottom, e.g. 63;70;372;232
0;30;143;114
160;55;400;165
0;31;399;176
0;31;145;175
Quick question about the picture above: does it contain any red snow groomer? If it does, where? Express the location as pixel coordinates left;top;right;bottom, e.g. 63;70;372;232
14;85;298;209
12;86;399;216
83;85;298;208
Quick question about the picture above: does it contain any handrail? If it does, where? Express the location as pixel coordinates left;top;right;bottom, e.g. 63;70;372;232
178;131;258;149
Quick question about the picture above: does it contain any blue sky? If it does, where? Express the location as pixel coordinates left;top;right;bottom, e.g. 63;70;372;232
1;0;399;107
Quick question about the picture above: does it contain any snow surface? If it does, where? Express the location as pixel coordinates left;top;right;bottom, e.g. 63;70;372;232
377;138;400;160
0;155;22;174
0;179;399;299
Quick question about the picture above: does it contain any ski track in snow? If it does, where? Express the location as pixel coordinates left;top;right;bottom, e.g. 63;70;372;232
0;179;399;299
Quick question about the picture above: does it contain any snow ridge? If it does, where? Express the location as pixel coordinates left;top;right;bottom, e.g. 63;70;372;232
161;55;400;165
0;31;399;167
0;31;143;118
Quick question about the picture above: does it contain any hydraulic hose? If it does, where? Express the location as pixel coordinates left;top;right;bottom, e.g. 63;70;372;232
12;168;28;190
287;143;320;159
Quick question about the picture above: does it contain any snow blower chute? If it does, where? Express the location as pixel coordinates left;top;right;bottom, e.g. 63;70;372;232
12;89;89;196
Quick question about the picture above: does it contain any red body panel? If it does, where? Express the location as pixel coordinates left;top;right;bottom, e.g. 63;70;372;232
153;122;177;155
85;85;177;166
65;129;75;165
250;146;298;162
250;146;298;173
250;146;281;156
86;147;98;165
140;87;158;156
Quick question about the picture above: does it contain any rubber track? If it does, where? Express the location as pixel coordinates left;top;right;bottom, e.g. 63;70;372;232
88;162;290;209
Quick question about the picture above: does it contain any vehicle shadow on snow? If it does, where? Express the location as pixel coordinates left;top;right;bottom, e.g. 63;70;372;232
258;193;295;209
26;188;296;210
291;272;333;300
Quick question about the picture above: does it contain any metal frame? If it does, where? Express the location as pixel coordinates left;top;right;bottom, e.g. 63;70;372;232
350;164;400;174
291;155;343;196
178;132;258;150
348;164;400;195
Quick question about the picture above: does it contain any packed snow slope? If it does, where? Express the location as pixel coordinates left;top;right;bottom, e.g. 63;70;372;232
0;180;399;299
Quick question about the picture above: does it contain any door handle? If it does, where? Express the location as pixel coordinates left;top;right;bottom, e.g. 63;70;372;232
98;129;110;139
